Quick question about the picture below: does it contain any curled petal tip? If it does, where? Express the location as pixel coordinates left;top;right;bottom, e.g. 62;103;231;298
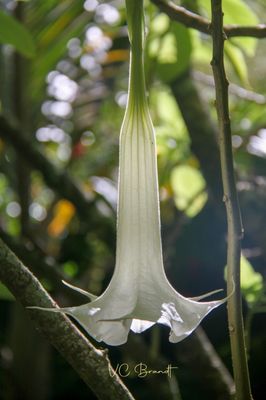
62;280;97;300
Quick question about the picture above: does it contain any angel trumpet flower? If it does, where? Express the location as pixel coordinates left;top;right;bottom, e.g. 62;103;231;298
30;0;226;346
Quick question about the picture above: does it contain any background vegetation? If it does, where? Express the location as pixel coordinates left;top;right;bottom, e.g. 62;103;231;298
0;0;265;399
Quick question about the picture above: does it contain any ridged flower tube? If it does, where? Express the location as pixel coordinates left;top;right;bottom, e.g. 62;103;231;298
30;0;226;346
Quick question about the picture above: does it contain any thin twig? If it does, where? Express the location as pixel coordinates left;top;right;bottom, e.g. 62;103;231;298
210;1;253;399
152;0;266;39
193;71;266;105
0;238;135;400
176;327;235;399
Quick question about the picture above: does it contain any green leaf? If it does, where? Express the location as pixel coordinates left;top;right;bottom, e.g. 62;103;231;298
0;10;35;58
223;0;258;26
63;261;79;278
191;29;212;65
149;19;192;83
153;89;183;130
225;41;249;86
29;3;88;103
199;0;258;25
170;165;208;217
150;13;169;35
223;0;259;57
198;0;259;56
0;282;14;301
224;255;263;304
240;256;263;304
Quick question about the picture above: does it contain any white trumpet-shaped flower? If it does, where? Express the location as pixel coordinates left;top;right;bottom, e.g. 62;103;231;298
30;0;227;346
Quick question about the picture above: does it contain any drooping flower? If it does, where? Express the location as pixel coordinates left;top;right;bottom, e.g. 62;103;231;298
30;0;226;346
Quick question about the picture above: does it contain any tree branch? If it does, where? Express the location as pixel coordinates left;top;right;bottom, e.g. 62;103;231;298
152;0;266;39
0;238;134;400
210;1;252;399
0;229;88;304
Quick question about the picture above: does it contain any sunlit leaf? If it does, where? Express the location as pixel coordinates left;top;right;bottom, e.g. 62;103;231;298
240;256;263;304
148;19;192;83
191;29;212;66
224;255;263;304
223;0;258;26
153;89;184;133
225;42;250;87
198;0;259;56
170;164;207;217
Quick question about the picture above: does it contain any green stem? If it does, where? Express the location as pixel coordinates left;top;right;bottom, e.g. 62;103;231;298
210;1;252;399
126;0;147;109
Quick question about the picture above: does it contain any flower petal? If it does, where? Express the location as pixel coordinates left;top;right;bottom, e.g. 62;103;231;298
30;303;132;346
158;297;226;343
64;305;132;345
130;319;155;333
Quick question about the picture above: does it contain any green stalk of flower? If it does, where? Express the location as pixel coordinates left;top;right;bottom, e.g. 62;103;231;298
126;0;146;109
29;0;227;346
